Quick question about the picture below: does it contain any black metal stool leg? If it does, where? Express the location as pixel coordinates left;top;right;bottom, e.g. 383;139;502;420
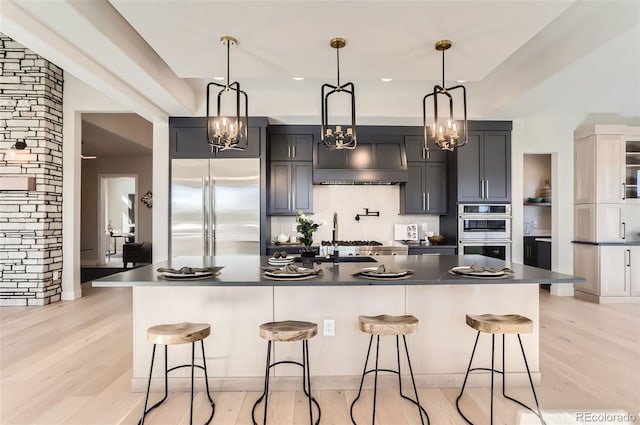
371;335;381;425
251;340;272;425
189;342;195;425
490;334;495;425
497;334;546;424
302;340;318;425
350;335;374;425
199;339;215;424
456;331;480;425
139;345;170;425
402;335;429;425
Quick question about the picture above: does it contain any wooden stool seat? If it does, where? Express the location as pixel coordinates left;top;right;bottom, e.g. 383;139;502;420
259;320;317;342
358;314;418;335
465;314;533;334
147;322;211;345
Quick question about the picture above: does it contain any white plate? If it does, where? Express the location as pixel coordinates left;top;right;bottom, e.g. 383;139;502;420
160;271;214;279
264;267;315;278
450;266;505;277
358;267;411;278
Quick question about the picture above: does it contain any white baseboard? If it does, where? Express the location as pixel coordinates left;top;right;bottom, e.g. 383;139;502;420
131;372;542;393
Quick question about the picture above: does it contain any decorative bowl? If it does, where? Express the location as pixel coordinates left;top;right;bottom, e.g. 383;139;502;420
527;197;543;203
427;235;445;245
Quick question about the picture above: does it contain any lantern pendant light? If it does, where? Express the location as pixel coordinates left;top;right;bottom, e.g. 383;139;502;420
206;36;249;151
423;39;467;152
321;37;357;150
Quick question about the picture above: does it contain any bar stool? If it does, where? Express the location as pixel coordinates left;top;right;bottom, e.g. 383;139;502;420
252;320;321;425
350;314;430;425
139;322;215;425
456;314;545;425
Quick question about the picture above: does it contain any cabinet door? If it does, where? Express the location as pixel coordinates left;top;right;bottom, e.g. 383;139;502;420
630;247;640;297
573;244;599;295
599;246;630;296
402;163;427;213
595;134;625;203
425;162;447;214
536;240;552;270
595;204;625;242
482;131;511;202
574;136;596;204
292;162;313;213
291;135;313;160
457;131;483;201
268;162;292;214
523;237;538;266
270;135;292;160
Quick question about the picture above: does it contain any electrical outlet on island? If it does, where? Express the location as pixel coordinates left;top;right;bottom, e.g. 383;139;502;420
323;319;335;336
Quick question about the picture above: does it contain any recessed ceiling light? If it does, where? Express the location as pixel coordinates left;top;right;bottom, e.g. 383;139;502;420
380;78;393;82
213;76;225;81
457;79;467;83
293;77;305;81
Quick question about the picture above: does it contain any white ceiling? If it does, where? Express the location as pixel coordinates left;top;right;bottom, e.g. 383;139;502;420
2;0;639;153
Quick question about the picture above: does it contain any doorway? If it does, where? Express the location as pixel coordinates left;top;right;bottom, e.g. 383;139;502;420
97;175;137;265
523;154;552;289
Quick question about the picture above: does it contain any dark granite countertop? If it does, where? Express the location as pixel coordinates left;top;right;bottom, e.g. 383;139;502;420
92;255;583;287
572;240;640;246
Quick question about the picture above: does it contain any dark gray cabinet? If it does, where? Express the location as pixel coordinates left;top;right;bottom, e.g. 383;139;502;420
170;117;262;158
404;136;447;161
268;132;314;215
402;136;448;215
407;245;456;255
270;135;313;161
523;236;538;266
268;161;312;215
457;130;511;202
523;236;551;270
400;159;447;214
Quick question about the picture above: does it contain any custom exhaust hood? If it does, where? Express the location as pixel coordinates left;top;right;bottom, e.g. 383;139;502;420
313;141;408;184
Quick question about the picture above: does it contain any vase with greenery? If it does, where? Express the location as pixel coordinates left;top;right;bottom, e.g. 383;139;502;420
296;210;322;254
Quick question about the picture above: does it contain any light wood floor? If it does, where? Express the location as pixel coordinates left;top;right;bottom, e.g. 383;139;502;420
1;285;638;425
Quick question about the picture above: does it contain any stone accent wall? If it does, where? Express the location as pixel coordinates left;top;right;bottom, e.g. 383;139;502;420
0;35;64;306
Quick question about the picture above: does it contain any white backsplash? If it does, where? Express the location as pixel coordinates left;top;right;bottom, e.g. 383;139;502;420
270;185;440;243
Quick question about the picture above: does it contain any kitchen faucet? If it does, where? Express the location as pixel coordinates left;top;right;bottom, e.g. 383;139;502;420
332;212;338;243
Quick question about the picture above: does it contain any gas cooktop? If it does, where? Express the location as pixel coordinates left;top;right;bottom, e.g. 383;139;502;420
321;240;382;246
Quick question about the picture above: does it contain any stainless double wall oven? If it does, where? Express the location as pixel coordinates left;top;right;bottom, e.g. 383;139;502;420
458;204;512;261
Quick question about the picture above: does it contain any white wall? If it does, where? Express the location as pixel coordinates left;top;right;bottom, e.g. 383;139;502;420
270;185;441;244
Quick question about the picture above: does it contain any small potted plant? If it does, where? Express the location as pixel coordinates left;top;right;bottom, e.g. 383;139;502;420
296;210;322;266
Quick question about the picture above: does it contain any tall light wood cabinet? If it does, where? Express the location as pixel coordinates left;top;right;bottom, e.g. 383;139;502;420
573;125;640;303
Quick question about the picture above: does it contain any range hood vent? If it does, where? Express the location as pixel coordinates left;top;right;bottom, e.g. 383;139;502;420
313;141;408;184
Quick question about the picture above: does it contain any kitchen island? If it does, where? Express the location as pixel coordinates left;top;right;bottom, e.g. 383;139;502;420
94;255;582;392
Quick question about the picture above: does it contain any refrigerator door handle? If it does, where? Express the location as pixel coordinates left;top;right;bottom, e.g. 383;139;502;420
202;176;208;255
211;175;216;256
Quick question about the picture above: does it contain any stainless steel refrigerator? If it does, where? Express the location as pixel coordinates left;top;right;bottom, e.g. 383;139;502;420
171;158;260;257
